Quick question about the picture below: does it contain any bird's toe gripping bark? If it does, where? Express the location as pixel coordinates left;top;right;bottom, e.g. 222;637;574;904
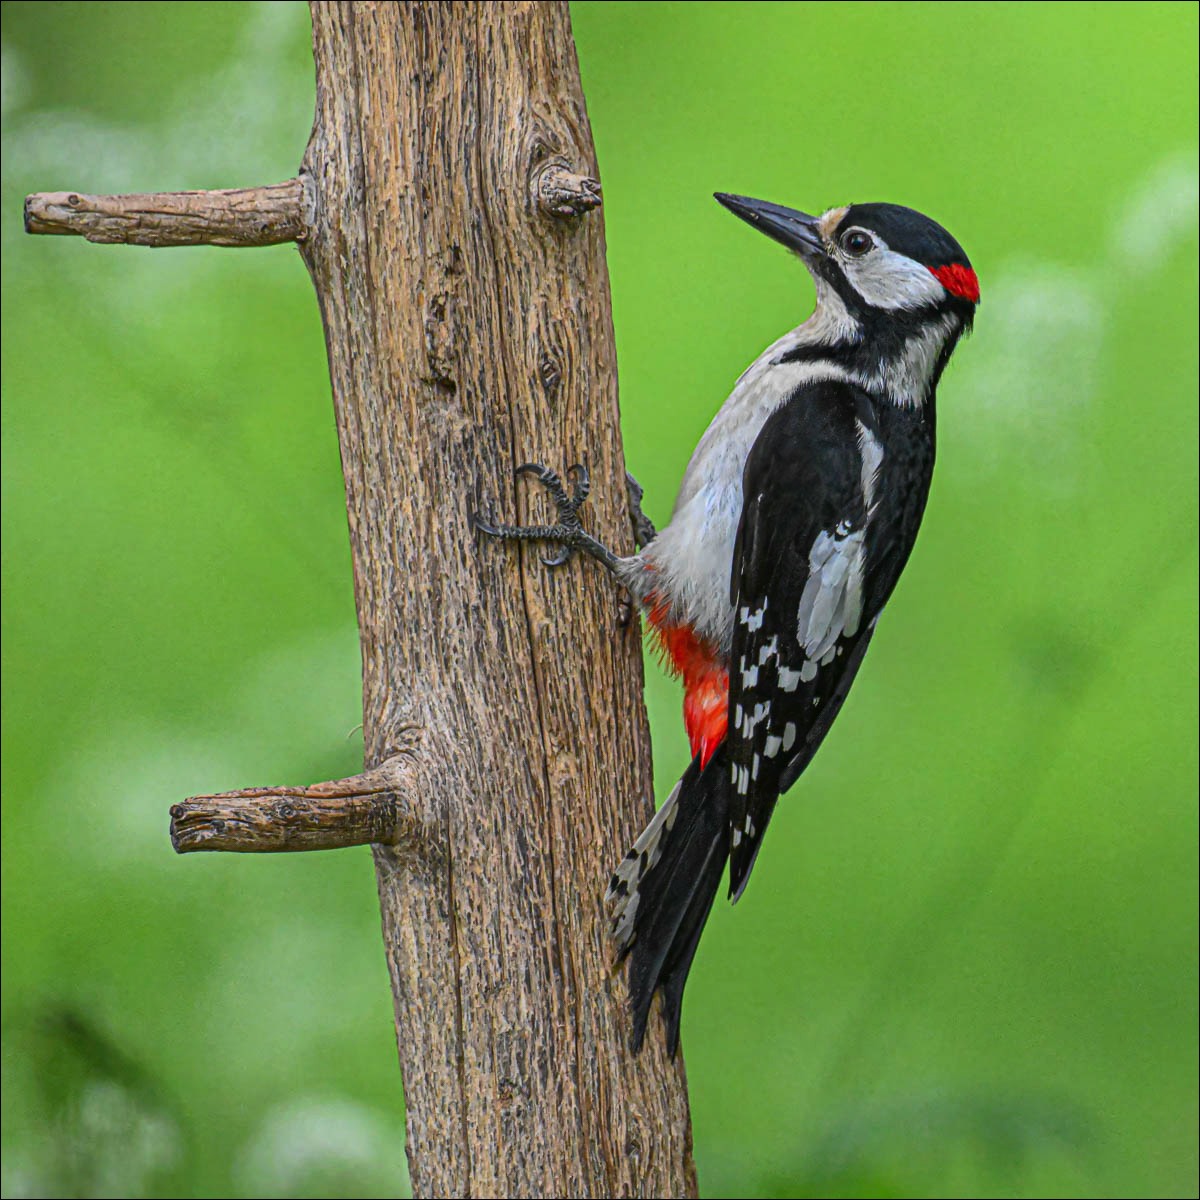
474;462;620;571
625;470;657;549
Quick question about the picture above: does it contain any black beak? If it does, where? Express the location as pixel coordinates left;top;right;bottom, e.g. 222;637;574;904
714;193;824;259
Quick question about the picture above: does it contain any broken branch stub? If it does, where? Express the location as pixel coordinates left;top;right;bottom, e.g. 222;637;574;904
169;753;426;854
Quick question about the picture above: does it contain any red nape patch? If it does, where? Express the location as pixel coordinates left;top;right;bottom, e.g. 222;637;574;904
929;262;980;304
646;592;728;769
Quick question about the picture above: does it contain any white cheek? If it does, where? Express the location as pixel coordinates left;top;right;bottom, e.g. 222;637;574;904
846;248;947;310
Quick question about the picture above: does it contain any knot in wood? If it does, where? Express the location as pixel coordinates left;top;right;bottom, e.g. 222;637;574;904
538;348;563;396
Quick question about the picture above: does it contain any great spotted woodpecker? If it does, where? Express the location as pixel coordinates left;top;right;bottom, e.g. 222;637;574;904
477;195;979;1053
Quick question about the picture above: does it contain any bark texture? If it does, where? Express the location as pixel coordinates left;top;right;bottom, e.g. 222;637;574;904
299;4;696;1196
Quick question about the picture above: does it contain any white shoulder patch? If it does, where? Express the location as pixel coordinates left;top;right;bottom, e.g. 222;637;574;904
855;419;884;510
796;525;866;663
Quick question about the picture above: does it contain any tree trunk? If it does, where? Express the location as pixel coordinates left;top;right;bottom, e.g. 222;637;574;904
25;4;699;1194
300;8;697;1191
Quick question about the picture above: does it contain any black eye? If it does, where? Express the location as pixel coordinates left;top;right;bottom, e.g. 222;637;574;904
841;229;874;257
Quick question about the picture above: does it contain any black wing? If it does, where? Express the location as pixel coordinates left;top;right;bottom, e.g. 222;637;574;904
726;379;883;899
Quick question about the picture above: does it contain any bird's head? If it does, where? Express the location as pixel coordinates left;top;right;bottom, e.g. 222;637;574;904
715;193;978;321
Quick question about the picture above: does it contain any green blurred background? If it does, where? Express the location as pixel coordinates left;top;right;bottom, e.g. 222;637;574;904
2;3;1196;1197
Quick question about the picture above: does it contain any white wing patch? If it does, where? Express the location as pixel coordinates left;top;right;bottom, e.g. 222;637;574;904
856;419;884;510
796;525;867;665
606;778;683;952
791;422;878;672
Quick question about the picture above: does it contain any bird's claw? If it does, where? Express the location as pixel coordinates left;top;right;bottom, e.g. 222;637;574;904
626;469;657;548
475;461;614;571
514;462;590;520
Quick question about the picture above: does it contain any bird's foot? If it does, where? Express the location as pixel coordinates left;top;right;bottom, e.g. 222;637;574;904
475;463;619;571
625;470;657;549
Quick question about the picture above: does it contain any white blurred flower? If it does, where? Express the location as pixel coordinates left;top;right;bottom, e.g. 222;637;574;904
1110;151;1200;272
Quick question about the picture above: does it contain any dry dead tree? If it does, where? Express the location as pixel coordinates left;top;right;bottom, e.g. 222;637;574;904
25;4;698;1196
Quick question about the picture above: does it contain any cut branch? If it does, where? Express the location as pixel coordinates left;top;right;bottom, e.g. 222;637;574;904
23;179;306;247
170;753;424;854
535;162;602;217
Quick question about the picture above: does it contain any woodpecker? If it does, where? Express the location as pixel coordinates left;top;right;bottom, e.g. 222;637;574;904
476;194;979;1054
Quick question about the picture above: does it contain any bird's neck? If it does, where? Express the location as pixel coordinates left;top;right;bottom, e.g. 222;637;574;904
776;288;963;408
856;311;962;407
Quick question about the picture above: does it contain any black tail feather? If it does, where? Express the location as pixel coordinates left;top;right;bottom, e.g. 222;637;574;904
624;744;730;1054
655;827;726;1056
